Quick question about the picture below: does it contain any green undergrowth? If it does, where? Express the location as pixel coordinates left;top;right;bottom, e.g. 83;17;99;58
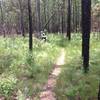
0;34;64;98
0;33;100;99
55;35;100;100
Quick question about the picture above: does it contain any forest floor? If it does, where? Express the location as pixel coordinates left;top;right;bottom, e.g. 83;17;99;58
0;34;64;100
54;35;100;100
38;48;65;100
0;34;100;100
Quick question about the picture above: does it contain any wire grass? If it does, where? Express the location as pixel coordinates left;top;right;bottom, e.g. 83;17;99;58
0;35;63;98
54;34;100;100
0;33;100;99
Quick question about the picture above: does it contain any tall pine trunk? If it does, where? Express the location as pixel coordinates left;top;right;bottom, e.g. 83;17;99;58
98;83;100;100
67;0;71;40
18;0;25;37
81;0;91;72
36;0;41;36
0;0;5;37
28;0;33;51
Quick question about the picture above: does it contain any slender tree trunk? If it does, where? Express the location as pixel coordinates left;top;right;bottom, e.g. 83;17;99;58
36;0;41;36
81;0;91;72
43;1;47;29
98;83;100;100
72;0;75;32
75;0;78;32
61;7;64;34
0;0;5;37
20;12;25;37
61;0;65;34
67;0;71;40
77;0;81;32
57;2;60;32
46;0;50;32
18;0;25;37
28;0;33;51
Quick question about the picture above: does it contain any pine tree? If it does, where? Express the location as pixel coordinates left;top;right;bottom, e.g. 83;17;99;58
28;0;33;51
81;0;91;72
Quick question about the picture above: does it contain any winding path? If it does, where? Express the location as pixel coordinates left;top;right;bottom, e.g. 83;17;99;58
39;48;65;100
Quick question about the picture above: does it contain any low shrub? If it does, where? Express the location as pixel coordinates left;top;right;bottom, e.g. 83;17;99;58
0;74;17;97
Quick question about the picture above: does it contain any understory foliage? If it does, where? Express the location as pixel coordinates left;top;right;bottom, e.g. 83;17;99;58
55;34;100;100
0;34;100;99
0;74;17;97
0;34;61;98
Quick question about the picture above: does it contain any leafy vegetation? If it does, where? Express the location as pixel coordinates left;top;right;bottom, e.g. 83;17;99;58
0;0;99;99
0;34;100;99
55;34;100;100
0;74;17;97
0;35;61;98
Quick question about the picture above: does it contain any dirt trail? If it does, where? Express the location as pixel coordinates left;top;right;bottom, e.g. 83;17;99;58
0;49;65;100
39;48;65;100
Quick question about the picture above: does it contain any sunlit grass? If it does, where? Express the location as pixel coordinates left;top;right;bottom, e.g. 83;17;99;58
0;33;100;99
55;34;100;100
0;35;62;98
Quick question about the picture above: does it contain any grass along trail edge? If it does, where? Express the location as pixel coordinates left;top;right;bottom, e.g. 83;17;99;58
38;48;65;100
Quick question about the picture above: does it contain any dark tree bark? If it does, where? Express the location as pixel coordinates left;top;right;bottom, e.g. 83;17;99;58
75;0;78;32
61;6;64;34
28;0;33;51
43;0;47;29
81;0;91;72
36;0;41;36
62;14;64;34
61;0;65;34
67;0;71;40
18;0;25;37
0;0;5;37
98;84;100;100
72;0;75;32
77;0;81;32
